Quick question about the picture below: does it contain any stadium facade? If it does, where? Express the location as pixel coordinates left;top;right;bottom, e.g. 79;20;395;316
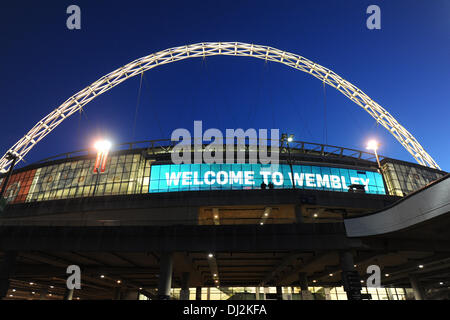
0;139;448;300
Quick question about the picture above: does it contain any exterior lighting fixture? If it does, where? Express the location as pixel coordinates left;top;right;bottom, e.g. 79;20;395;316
260;222;264;225
76;297;80;300
264;213;268;217
439;282;444;285
215;280;218;283
360;280;364;283
354;265;357;268
312;280;317;283
48;293;52;296
93;139;112;174
94;140;112;153
117;280;121;284
139;287;143;290
12;289;16;292
9;294;13;297
287;134;294;143
100;275;105;278
213;274;217;277
214;215;218;219
29;282;34;285
385;274;390;277
50;286;54;289
418;265;424;269
366;139;381;168
32;292;35;295
313;213;318;218
329;273;333;277
208;253;214;258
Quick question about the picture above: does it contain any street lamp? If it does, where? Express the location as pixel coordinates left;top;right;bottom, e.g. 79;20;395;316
366;139;381;169
92;139;112;196
281;133;295;189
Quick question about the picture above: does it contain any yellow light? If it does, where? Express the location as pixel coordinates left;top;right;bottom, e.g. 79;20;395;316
366;139;379;151
94;140;112;152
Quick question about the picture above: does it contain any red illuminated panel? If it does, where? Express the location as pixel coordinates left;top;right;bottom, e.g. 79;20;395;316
100;151;109;173
1;169;37;204
93;152;102;173
94;151;109;173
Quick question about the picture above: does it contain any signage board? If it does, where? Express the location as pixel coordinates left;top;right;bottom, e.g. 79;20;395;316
149;163;386;194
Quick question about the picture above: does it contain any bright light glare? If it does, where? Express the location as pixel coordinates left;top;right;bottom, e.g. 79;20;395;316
287;137;293;142
94;140;112;152
366;139;379;151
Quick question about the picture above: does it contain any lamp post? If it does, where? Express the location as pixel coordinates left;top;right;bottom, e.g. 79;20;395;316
282;133;295;190
92;140;112;197
0;152;19;212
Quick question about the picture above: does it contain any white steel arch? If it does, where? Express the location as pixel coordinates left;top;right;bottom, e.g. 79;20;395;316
0;42;440;172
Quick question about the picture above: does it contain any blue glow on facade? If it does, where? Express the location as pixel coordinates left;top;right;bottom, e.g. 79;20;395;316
149;163;386;194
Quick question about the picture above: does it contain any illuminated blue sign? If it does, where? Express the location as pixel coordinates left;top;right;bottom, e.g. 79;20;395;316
149;164;386;194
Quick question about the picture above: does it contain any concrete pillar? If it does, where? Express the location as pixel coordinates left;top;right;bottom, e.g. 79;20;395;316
255;287;260;300
409;275;426;300
179;272;190;300
263;287;269;300
299;272;308;291
324;288;332;300
195;287;202;300
339;251;361;300
39;288;48;300
298;272;313;300
295;205;303;223
113;287;121;300
276;286;283;300
0;252;17;299
63;288;74;300
157;252;173;300
206;287;210;300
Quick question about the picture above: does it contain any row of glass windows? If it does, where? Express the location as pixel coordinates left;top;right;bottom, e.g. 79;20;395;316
168;286;407;300
3;153;444;204
1;153;152;204
381;162;446;196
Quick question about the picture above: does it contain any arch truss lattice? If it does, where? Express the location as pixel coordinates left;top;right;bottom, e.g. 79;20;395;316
0;42;440;172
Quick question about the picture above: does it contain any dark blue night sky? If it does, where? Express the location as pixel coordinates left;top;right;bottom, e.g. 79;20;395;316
0;0;449;170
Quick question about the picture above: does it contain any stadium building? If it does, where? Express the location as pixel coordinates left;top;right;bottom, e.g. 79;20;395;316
0;42;449;301
0;139;448;300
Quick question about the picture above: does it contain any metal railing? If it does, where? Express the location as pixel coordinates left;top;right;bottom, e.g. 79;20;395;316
32;138;383;166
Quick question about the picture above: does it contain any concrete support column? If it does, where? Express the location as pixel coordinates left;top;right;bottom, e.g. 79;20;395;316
157;252;173;300
298;272;313;300
114;287;121;300
339;251;361;300
255;287;260;300
324;288;331;300
39;288;48;300
206;287;210;300
63;288;74;300
276;286;283;300
299;272;308;291
0;252;17;299
179;272;190;300
409;275;426;300
195;287;202;300
295;205;303;223
263;287;269;300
